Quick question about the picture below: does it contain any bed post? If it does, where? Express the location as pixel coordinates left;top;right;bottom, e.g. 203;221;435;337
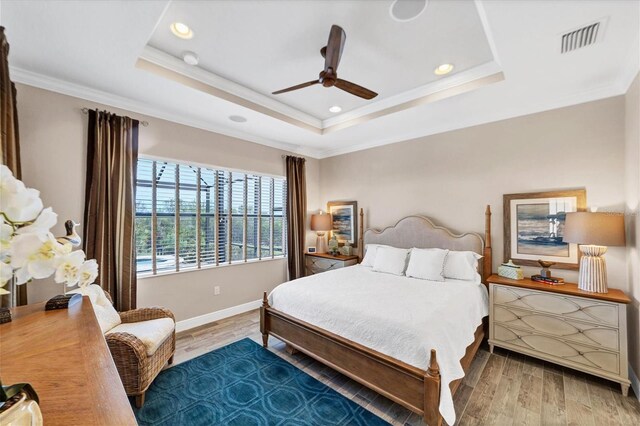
260;291;269;347
482;205;492;283
358;208;364;262
424;349;443;426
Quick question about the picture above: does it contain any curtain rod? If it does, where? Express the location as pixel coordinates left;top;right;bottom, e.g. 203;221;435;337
81;107;149;127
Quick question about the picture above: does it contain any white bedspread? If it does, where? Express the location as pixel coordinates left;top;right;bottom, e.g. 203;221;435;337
269;265;489;425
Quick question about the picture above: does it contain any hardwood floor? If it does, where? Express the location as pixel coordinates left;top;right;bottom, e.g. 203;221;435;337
174;310;640;426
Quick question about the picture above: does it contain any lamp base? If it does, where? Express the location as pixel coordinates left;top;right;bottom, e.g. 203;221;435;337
578;245;608;293
316;232;328;254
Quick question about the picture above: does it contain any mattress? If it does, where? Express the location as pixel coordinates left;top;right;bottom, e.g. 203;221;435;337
269;265;489;424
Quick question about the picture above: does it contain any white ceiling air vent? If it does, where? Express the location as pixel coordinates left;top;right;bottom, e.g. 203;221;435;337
561;21;601;53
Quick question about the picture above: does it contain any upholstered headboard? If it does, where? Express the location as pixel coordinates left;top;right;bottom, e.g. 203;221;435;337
361;206;493;283
364;216;484;254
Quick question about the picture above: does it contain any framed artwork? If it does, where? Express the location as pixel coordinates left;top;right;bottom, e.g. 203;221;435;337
327;201;358;248
504;189;586;270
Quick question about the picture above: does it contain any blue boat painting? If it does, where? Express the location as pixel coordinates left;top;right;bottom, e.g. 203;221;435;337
516;203;570;257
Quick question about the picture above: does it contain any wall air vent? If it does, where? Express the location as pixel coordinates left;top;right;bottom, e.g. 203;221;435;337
561;21;601;53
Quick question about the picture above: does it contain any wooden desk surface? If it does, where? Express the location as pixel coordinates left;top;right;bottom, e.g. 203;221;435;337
0;297;137;425
305;252;359;261
487;274;631;304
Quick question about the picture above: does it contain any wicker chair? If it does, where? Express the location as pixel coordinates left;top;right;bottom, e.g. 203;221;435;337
102;291;176;408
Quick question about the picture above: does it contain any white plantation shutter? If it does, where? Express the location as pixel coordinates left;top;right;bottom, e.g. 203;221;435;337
135;158;287;275
154;162;177;272
199;168;217;266
273;178;286;256
134;159;154;273
246;175;259;261
260;177;272;258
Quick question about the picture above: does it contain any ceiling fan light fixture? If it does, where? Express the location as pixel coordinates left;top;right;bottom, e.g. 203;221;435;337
329;105;342;113
170;22;194;39
434;63;454;75
390;0;429;23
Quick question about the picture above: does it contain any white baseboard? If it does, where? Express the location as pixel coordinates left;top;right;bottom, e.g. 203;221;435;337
630;364;640;401
175;299;261;333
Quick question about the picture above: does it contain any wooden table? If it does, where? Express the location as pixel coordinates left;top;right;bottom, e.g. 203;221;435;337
0;297;137;425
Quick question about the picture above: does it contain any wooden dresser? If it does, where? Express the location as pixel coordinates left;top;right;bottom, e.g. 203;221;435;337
0;296;137;425
304;252;358;276
487;274;631;395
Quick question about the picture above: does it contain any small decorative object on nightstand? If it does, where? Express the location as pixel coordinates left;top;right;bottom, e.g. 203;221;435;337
304;252;358;276
488;274;631;396
563;212;626;293
310;212;332;254
497;260;524;280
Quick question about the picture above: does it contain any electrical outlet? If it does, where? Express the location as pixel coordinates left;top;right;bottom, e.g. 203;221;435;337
214;286;221;295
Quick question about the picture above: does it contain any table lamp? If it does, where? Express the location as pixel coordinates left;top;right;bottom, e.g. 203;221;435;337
310;212;332;254
563;212;625;293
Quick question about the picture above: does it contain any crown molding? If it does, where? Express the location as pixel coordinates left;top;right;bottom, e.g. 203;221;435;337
317;81;625;159
139;46;322;129
10;66;324;158
139;50;503;134
616;28;639;94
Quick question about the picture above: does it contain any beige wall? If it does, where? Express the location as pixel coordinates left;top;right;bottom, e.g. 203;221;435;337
16;84;320;321
321;97;627;285
625;73;640;383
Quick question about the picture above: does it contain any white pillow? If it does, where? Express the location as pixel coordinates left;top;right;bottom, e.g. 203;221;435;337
372;246;410;276
361;244;389;267
69;284;122;333
444;251;482;282
405;248;449;281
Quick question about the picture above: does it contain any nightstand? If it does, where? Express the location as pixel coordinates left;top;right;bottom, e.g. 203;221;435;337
304;252;358;276
487;274;631;395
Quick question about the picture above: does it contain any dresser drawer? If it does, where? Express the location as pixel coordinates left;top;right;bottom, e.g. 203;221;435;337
493;305;619;351
493;285;618;327
305;256;356;275
493;323;620;374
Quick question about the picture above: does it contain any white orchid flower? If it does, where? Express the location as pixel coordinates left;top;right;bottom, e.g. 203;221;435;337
0;217;13;254
0;261;12;287
77;259;99;288
10;233;69;284
15;207;57;239
54;250;86;286
0;165;44;223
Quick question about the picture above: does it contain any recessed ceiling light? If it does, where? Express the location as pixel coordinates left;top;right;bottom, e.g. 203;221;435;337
434;63;454;75
329;105;342;113
390;0;428;22
182;51;199;66
229;115;247;123
170;22;193;39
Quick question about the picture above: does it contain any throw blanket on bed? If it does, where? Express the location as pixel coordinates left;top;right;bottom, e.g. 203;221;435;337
269;265;489;425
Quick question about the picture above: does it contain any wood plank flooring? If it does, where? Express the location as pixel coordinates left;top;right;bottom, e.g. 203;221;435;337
174;310;640;426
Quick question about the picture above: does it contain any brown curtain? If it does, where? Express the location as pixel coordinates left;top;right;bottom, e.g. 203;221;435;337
84;110;138;311
285;156;307;280
0;26;26;307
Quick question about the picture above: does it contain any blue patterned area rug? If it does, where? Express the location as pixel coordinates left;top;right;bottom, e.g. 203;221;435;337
133;338;390;425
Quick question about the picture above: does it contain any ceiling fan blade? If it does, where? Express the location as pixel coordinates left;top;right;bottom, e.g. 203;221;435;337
335;79;378;100
272;80;319;95
324;25;346;73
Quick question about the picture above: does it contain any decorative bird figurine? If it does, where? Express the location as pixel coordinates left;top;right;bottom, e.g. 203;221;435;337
56;220;82;248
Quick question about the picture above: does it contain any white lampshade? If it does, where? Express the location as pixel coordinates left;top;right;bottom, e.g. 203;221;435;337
563;212;625;246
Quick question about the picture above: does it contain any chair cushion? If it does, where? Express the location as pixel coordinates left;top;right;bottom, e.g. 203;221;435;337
106;318;174;356
69;284;121;333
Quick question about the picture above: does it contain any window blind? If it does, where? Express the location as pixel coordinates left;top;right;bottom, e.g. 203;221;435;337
135;158;287;275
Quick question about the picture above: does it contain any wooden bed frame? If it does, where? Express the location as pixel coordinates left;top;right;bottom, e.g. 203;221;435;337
261;206;493;426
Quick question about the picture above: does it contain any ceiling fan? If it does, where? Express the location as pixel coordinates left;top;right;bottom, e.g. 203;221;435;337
272;25;378;100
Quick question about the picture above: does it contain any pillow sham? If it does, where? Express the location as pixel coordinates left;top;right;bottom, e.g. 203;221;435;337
372;246;410;276
405;248;449;281
444;250;482;281
361;244;389;267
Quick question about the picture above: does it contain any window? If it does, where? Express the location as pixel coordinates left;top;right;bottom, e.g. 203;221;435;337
135;158;287;275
